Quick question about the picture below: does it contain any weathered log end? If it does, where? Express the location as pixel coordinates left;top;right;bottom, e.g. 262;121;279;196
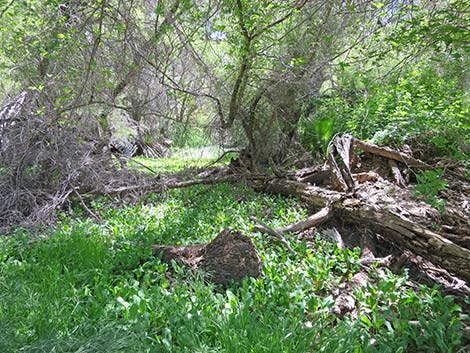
200;229;262;286
152;229;262;286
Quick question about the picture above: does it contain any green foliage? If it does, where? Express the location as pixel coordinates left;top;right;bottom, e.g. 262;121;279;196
0;156;466;352
131;146;229;174
352;66;468;150
173;125;213;149
132;155;211;174
296;1;469;160
299;98;345;156
302;62;469;160
414;169;449;213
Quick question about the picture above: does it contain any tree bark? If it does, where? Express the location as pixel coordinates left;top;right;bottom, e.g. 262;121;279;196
152;229;262;286
251;178;470;281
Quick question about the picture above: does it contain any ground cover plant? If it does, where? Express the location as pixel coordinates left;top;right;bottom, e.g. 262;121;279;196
0;157;467;353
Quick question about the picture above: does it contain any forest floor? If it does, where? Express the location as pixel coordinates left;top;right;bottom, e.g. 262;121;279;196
0;152;469;353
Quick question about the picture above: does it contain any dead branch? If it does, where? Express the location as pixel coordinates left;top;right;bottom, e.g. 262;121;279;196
105;172;273;195
250;217;295;253
279;205;332;233
350;135;431;169
250;177;470;282
72;188;100;221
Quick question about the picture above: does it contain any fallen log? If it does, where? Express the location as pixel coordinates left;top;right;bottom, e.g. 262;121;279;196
105;171;273;195
350;135;431;169
251;178;470;282
152;229;262;286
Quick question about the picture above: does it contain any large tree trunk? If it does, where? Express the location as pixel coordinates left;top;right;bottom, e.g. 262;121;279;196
251;178;470;281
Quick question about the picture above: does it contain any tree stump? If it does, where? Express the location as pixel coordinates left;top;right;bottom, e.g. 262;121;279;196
152;229;262;286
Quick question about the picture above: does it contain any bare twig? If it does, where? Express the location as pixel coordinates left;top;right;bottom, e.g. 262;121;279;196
203;150;240;169
72;188;100;221
128;158;159;176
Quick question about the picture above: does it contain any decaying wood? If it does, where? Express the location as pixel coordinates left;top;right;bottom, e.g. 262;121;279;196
299;169;332;185
252;178;470;282
388;160;406;187
332;232;381;317
251;206;334;252
353;171;380;184
250;216;295;253
327;135;356;191
152;229;262;286
106;171;272;195
101;134;469;302
350;136;431;169
345;207;470;281
391;250;470;302
251;179;343;209
290;165;332;185
331;271;368;318
279;206;332;233
331;134;356;189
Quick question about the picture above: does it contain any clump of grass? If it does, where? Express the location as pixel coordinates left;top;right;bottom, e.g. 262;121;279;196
0;158;466;352
131;156;213;174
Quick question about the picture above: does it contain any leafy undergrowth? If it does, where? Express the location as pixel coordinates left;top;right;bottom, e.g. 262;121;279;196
0;159;467;352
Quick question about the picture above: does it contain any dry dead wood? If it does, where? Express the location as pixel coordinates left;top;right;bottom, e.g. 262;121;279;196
152;229;262;286
279;205;332;233
250;206;336;253
327;135;356;191
95;135;469;297
350;136;431;169
388;160;406;187
331;271;368;318
250;217;295;253
251;178;470;282
105;171;272;195
332;233;387;317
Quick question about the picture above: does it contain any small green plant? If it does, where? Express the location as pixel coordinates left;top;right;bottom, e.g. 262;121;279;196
414;169;448;213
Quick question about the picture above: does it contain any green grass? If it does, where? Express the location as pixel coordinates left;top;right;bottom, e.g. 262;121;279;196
130;146;237;174
0;157;467;352
131;156;213;174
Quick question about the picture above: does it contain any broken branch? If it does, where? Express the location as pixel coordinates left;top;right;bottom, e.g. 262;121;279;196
250;216;295;253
